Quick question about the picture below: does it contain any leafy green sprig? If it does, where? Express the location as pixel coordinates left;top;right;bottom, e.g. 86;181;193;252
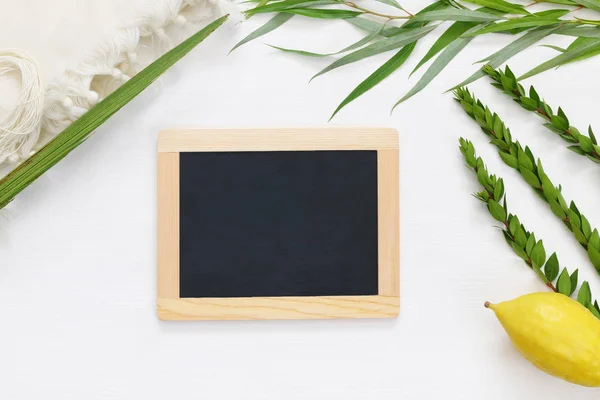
454;88;600;274
483;65;600;163
459;138;599;317
235;0;600;118
0;16;228;209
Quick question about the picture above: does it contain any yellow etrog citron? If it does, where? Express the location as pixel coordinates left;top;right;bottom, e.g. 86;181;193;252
486;292;600;386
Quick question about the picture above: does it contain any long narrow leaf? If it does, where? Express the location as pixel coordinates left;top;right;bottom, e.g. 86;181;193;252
376;0;409;12
449;24;560;89
396;25;480;107
347;1;447;37
465;17;570;36
329;44;416;120
571;0;600;12
280;8;362;19
463;0;529;15
563;37;600;63
540;44;567;52
519;38;600;80
311;25;438;80
410;9;502;22
0;16;229;208
269;25;383;57
558;26;600;38
230;13;293;53
411;21;479;75
410;6;503;75
541;0;577;4
347;17;403;37
246;0;327;16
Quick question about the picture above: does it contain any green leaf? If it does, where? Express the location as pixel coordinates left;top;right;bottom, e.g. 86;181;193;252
544;252;559;281
588;245;600;270
515;226;527;247
376;0;408;11
330;43;415;120
463;0;529;15
562;37;600;64
540;174;556;200
347;17;403;37
510;241;529;261
589;126;598;144
588;303;600;319
509;215;520;235
568;145;586;155
519;39;600;80
557;268;572;296
281;8;362;19
268;25;382;57
521;168;541;188
517;147;534;170
393;25;479;107
536;0;576;5
567;208;581;229
571;0;600;12
573;226;588;245
540;44;567;52
493;179;505;200
590;229;600;249
0;15;229;209
411;21;478;75
550;114;569;131
231;13;293;53
311;25;437;80
531;9;571;18
558;26;600;38
578;281;592;306
490;139;509;151
246;0;334;16
549;198;567;220
570;269;578;295
410;9;502;22
450;25;561;89
498;151;519;169
488;199;507;221
526;234;536;255
582;215;592;238
465;18;562;37
530;240;546;268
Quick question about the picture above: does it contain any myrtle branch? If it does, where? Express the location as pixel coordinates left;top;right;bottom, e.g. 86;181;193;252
454;87;600;275
483;65;600;163
459;138;600;317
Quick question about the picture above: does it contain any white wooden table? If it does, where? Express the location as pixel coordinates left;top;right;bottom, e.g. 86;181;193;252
2;1;600;398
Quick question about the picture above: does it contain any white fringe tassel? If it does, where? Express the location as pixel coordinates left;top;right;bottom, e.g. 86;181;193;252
1;0;235;165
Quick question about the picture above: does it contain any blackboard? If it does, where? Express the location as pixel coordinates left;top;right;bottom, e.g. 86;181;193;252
157;128;399;320
179;150;379;298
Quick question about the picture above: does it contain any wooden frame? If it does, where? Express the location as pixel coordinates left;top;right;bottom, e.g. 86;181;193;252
157;128;399;320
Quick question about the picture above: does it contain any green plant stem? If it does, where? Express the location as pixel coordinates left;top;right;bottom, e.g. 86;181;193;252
460;138;558;291
0;15;228;209
459;138;600;317
483;65;600;163
454;87;600;275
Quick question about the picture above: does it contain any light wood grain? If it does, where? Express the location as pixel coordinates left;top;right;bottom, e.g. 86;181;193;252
158;128;399;152
157;152;180;299
156;128;400;320
158;296;399;320
378;150;400;297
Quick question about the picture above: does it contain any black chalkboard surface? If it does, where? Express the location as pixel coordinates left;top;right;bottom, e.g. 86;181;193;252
157;128;399;320
179;151;379;298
